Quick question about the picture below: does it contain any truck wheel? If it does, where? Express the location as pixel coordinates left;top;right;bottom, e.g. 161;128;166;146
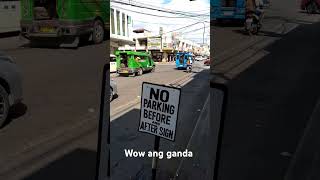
0;85;9;127
137;68;143;76
93;20;104;44
151;66;155;72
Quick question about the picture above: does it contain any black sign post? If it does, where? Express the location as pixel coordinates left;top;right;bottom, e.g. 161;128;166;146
152;136;160;180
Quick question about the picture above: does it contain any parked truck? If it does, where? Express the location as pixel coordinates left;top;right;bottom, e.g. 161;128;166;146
20;0;109;47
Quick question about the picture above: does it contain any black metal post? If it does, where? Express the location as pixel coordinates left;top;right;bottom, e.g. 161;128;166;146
152;136;160;180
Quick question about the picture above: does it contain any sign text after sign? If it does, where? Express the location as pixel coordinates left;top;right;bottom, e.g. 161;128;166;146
138;82;181;141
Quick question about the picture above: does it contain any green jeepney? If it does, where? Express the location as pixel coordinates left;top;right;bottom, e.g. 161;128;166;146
20;0;109;47
115;51;156;76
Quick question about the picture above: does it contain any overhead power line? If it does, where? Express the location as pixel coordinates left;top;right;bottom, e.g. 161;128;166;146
111;0;209;17
128;0;210;16
163;21;205;34
111;5;207;18
180;25;210;35
134;20;189;25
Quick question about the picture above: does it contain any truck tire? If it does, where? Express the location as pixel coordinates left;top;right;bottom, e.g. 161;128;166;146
0;85;9;127
93;20;104;44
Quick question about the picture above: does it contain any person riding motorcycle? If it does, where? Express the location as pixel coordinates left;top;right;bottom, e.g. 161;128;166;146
246;0;264;24
186;56;193;73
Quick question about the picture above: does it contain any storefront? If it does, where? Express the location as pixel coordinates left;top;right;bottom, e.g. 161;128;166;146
151;51;163;62
148;37;162;62
162;42;175;62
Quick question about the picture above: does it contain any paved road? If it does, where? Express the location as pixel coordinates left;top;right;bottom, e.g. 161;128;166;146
0;37;105;178
111;61;209;116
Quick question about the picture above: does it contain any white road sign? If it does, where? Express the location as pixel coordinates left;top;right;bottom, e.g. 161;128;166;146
138;82;181;141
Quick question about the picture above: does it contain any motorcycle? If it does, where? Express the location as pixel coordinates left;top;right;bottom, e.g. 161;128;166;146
186;59;192;73
244;10;262;35
186;64;192;73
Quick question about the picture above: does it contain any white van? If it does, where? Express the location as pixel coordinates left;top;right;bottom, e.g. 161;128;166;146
110;54;117;73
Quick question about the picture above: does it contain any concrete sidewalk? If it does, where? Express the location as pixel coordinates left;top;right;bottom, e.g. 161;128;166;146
172;95;213;180
215;21;320;180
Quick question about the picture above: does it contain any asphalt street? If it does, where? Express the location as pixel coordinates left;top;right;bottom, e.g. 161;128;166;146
0;38;105;178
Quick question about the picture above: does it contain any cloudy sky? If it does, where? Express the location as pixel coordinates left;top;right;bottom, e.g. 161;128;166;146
111;0;210;45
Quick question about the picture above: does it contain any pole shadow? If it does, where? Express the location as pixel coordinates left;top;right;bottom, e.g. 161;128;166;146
22;149;97;180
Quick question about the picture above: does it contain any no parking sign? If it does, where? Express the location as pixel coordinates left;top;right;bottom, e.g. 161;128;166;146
138;82;181;141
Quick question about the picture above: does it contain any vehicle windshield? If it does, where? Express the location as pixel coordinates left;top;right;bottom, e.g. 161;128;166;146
178;54;184;63
34;0;58;20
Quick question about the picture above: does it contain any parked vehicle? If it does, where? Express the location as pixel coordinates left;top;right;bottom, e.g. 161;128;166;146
176;52;193;70
0;52;23;127
301;0;320;14
0;1;20;34
115;51;155;77
20;0;109;47
211;0;246;22
110;79;117;102
110;54;117;73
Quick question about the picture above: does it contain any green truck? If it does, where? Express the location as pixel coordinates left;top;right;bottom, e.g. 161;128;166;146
115;51;156;76
20;0;109;47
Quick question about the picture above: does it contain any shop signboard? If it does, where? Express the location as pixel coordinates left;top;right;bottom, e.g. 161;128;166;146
162;42;173;51
148;37;162;50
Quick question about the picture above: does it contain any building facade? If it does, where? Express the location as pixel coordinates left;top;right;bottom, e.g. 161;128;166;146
117;27;209;62
110;7;135;55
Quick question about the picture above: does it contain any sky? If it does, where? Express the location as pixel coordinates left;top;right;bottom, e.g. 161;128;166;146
111;0;210;45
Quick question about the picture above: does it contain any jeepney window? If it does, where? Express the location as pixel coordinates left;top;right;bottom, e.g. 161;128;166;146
134;55;145;62
180;54;184;60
